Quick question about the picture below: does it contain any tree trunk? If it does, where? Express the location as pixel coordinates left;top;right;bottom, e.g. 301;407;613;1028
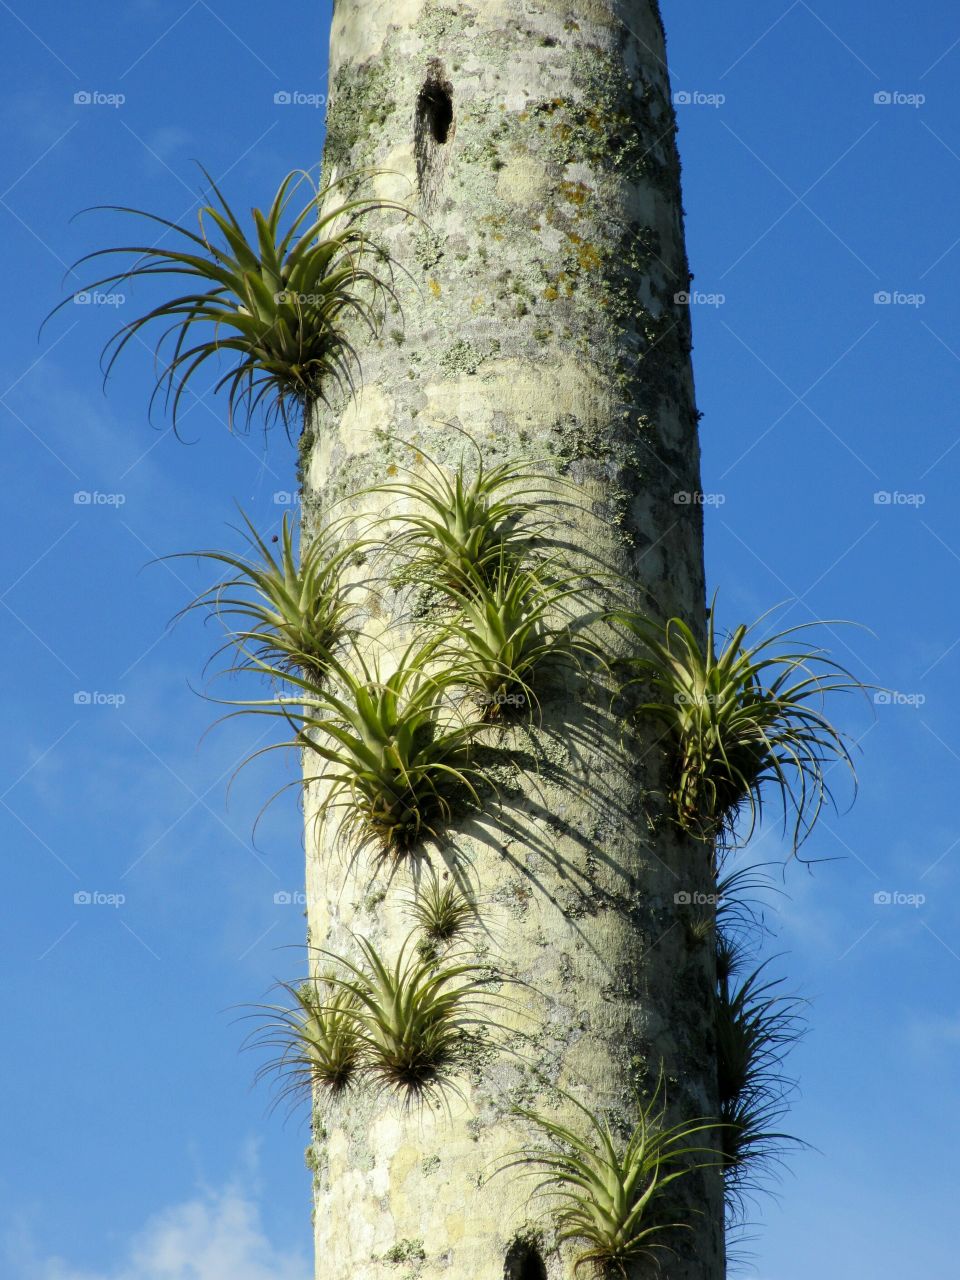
302;3;724;1278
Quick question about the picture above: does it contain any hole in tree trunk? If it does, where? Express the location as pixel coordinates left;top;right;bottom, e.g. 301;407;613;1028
415;59;454;210
504;1240;547;1280
418;80;453;144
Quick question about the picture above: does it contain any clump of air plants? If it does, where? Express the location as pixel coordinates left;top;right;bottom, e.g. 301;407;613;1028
436;553;599;724
251;932;500;1105
407;869;477;949
333;932;497;1099
48;167;408;434
173;508;359;683
500;1081;720;1275
237;638;486;856
714;943;805;1213
617;601;862;851
371;439;555;595
248;977;365;1107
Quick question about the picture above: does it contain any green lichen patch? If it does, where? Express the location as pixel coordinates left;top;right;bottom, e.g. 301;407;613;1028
324;57;398;171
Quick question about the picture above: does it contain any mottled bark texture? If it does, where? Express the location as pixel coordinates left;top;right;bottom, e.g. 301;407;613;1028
303;3;724;1278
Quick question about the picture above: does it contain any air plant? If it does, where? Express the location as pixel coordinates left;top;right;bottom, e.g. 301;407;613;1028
372;443;554;594
503;1085;720;1275
49;167;405;433
248;977;364;1107
318;931;497;1099
175;509;358;682
407;871;476;950
440;556;597;723
243;640;485;854
714;952;804;1208
617;604;861;851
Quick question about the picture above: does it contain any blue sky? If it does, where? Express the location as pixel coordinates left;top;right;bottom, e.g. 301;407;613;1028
1;2;957;1277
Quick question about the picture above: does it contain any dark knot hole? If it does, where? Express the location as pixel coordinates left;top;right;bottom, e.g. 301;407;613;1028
504;1240;547;1280
417;77;453;145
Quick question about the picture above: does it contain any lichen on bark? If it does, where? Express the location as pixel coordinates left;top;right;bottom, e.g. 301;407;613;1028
303;3;724;1278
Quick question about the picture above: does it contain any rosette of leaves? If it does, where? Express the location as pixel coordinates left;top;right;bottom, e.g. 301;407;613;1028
321;931;497;1099
372;444;554;594
247;977;364;1107
244;639;485;854
617;603;861;851
714;943;804;1210
174;508;358;682
502;1084;719;1274
439;555;596;723
49;167;406;433
407;870;477;956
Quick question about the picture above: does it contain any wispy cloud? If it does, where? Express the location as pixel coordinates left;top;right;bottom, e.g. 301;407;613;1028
8;1181;309;1280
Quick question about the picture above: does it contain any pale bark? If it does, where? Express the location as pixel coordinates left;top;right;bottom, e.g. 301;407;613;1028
303;4;723;1278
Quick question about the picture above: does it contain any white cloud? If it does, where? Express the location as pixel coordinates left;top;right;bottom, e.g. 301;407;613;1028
9;1184;309;1280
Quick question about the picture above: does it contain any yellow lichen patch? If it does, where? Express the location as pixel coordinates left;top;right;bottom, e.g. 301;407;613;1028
471;295;485;312
543;286;559;301
577;241;603;271
428;278;442;298
560;179;592;208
